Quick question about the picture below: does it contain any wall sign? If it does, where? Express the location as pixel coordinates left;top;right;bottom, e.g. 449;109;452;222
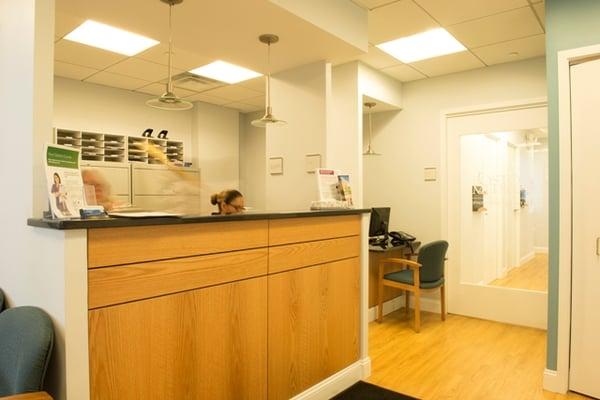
269;157;283;175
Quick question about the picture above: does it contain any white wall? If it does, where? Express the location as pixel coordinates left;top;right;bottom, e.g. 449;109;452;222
0;1;67;398
358;63;403;109
363;57;547;244
266;61;330;210
54;77;193;161
191;102;240;213
519;147;536;260
239;111;266;210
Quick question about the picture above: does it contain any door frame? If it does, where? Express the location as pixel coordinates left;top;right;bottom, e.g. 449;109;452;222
548;43;600;394
440;99;548;329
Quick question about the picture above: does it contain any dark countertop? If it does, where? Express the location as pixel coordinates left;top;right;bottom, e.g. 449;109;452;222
28;208;371;230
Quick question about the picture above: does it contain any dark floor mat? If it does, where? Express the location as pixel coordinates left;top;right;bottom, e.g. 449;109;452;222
331;381;420;400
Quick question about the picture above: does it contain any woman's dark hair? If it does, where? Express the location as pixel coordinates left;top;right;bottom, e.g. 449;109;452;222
210;190;243;206
53;172;61;183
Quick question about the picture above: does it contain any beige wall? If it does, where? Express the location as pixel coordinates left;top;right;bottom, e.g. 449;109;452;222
239;111;266;210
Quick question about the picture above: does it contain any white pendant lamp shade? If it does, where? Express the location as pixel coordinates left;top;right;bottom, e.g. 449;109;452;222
146;0;193;111
251;34;286;128
363;102;381;156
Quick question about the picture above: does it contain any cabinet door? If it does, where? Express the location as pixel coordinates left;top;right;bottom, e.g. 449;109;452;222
89;277;267;400
268;258;360;400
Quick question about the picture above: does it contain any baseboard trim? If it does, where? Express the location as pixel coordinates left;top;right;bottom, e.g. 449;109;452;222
290;358;370;400
543;369;568;394
520;252;535;265
368;295;441;322
534;246;549;254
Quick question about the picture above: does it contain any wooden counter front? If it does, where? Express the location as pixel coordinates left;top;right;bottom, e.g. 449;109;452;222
87;215;363;400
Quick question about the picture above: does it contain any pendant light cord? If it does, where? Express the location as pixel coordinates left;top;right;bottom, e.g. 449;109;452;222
368;106;374;150
266;41;271;113
167;2;173;93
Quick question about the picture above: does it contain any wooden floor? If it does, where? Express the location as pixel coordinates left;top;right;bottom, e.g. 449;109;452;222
489;253;548;291
368;310;591;400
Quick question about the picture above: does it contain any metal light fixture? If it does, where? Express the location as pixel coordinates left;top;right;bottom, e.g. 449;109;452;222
251;34;286;128
146;0;193;111
363;102;381;156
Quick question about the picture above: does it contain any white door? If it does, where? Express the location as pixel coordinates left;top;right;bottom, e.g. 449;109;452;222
569;58;600;398
445;104;548;329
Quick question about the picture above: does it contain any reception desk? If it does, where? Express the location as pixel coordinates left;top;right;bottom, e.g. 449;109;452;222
28;209;370;400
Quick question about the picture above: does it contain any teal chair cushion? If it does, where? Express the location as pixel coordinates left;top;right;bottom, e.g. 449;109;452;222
0;306;54;396
384;269;445;289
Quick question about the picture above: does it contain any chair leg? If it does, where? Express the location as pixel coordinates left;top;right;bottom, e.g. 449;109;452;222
440;285;446;321
414;289;421;333
377;280;384;323
405;290;410;315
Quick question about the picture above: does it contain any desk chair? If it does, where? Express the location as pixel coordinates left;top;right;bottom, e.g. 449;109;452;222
377;240;448;333
0;307;54;397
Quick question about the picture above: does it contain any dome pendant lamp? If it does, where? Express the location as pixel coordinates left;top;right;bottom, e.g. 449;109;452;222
363;102;381;156
251;34;287;128
146;0;193;111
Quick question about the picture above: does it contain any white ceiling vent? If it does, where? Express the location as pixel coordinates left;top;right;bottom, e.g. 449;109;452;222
171;72;222;92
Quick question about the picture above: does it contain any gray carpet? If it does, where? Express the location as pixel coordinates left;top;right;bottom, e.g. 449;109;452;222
331;381;419;400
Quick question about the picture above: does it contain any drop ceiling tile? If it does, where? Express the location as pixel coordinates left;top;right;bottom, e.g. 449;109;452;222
352;0;396;10
243;96;266;107
410;51;484;77
85;71;151;90
202;85;262;102
238;76;266;93
471;34;545;65
358;45;401;69
136;44;212;71
183;93;230;106
381;64;427;81
414;0;528;26
446;7;543;48
105;58;183;82
55;12;85;39
135;83;196;97
55;39;127;70
533;3;545;28
54;61;98;80
224;102;262;113
369;0;440;44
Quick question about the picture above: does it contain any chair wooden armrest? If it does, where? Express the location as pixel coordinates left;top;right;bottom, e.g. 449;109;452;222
0;392;52;400
379;257;422;272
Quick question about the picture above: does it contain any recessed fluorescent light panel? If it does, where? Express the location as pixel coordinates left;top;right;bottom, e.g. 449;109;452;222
189;61;261;84
64;20;159;56
376;28;466;63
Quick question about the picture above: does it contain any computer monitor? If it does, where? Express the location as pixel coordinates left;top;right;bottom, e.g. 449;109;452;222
369;207;390;237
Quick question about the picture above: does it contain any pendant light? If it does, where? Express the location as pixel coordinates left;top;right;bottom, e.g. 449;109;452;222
363;102;381;156
146;0;193;111
251;34;286;127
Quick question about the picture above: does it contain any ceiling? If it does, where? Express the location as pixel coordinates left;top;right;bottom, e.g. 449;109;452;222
54;0;546;114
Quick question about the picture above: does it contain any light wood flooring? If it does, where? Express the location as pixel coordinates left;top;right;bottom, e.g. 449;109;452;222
489;253;548;291
368;310;591;400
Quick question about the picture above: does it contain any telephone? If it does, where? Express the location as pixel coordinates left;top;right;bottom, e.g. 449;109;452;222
389;231;416;245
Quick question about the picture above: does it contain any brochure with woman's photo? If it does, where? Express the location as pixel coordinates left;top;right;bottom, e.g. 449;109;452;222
45;144;85;219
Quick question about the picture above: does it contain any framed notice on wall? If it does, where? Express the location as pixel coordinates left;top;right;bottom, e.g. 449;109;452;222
472;185;485;212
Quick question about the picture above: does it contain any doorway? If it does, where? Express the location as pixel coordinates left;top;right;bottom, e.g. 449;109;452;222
443;100;548;329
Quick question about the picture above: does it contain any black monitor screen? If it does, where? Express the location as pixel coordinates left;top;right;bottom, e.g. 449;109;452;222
369;207;390;237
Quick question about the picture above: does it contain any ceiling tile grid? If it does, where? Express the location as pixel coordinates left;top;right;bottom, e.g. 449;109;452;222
53;0;548;96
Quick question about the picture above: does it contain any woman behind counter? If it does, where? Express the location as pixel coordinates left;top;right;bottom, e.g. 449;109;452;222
211;190;245;215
